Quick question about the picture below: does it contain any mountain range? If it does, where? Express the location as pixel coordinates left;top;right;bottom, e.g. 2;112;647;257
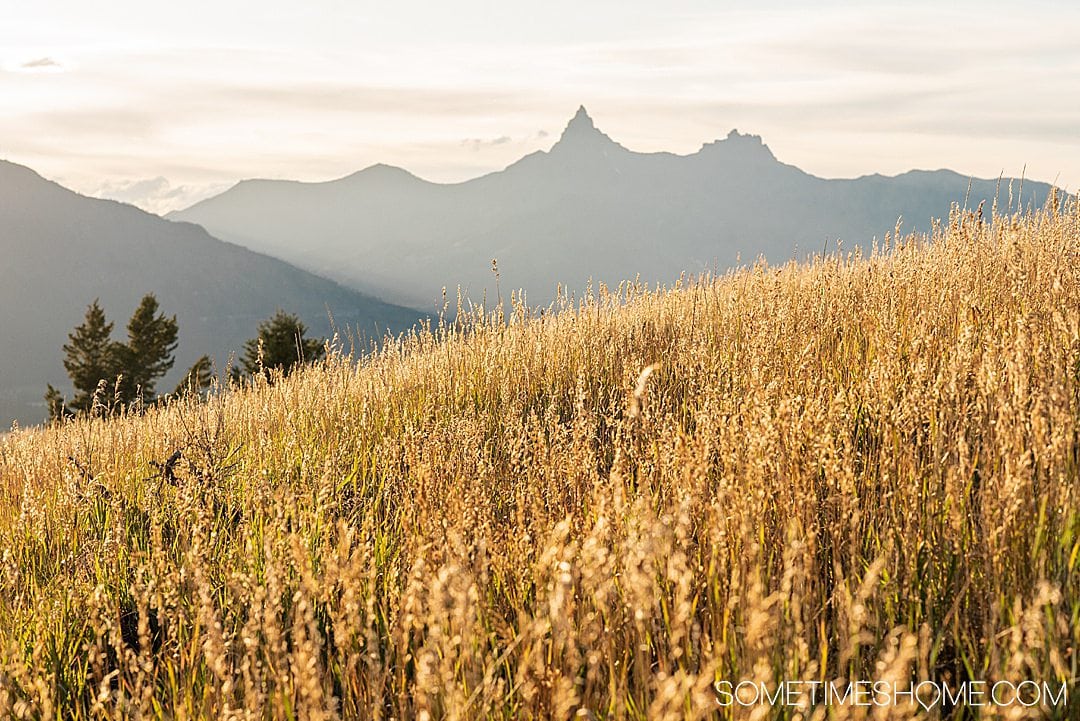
0;160;423;428
2;107;1064;426
171;106;1060;310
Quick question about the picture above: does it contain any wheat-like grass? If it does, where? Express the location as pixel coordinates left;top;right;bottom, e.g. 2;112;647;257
0;203;1078;719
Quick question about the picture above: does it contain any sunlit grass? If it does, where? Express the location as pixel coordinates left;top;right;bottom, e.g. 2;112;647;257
1;202;1078;719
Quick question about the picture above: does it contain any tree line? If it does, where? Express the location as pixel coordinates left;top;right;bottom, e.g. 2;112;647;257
45;294;325;421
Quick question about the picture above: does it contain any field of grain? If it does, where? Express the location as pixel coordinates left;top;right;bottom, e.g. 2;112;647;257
1;203;1078;719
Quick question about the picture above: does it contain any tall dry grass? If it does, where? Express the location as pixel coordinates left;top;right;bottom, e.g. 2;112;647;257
0;202;1078;719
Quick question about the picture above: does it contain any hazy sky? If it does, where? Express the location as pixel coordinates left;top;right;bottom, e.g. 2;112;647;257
2;0;1078;214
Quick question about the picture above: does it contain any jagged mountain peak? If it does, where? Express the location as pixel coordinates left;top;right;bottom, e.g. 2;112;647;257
697;129;777;162
567;105;595;131
167;110;1060;326
550;106;626;155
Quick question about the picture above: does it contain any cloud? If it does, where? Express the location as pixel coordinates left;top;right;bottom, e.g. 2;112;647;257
462;135;512;151
18;56;62;72
21;56;59;68
90;176;228;215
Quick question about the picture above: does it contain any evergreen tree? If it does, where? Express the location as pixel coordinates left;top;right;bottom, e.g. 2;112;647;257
44;383;70;422
46;295;183;421
238;310;325;380
56;299;124;416
119;294;178;404
173;354;214;397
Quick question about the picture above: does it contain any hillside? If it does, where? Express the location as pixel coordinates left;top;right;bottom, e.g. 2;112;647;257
0;160;424;428
170;107;1062;309
1;203;1076;718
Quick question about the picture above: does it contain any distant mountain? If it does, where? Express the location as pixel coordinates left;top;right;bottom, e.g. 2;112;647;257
0;160;423;428
171;106;1061;310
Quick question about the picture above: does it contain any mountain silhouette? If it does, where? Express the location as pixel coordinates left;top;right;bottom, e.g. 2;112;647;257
171;107;1061;310
0;160;423;427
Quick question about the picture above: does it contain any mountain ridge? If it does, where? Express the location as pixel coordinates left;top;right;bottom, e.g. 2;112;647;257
178;108;1039;192
0;159;424;428
169;106;1063;310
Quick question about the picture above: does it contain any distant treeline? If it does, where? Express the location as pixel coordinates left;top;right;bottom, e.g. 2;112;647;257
46;295;324;420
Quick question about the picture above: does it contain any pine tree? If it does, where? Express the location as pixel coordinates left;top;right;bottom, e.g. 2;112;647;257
46;295;183;421
56;299;124;416
173;354;214;397
238;310;325;380
44;383;70;422
119;294;178;404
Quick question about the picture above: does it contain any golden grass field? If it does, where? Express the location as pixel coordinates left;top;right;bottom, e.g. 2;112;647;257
1;202;1078;719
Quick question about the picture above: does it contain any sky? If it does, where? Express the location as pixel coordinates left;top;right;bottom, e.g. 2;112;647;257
2;0;1078;215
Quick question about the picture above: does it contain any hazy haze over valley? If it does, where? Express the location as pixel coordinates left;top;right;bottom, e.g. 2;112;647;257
0;161;423;428
171;107;1060;310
